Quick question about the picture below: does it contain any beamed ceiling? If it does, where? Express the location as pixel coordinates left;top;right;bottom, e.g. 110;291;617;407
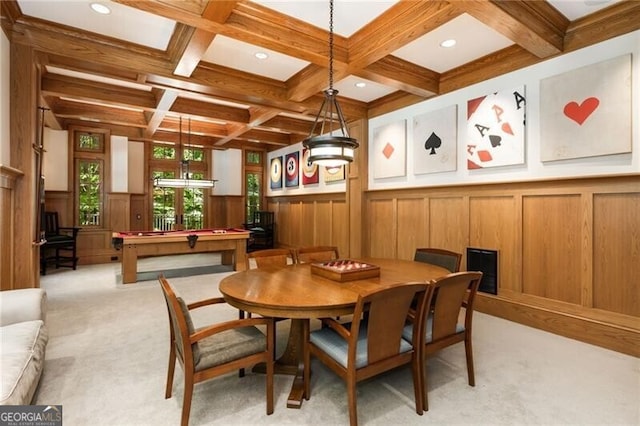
1;0;639;152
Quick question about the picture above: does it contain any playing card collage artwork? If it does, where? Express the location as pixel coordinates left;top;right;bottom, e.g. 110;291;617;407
371;53;632;181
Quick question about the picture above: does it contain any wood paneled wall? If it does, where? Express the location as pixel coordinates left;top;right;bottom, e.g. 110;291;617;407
266;193;349;257
0;166;22;290
363;176;639;356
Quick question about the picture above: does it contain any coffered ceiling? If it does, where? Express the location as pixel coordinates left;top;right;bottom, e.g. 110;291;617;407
1;0;638;152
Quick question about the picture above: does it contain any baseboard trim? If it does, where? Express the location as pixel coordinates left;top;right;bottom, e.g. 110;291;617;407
475;294;640;357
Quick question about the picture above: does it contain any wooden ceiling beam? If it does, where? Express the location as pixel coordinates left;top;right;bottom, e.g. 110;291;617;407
358;56;439;98
347;1;460;72
144;89;178;138
456;0;567;58
54;99;148;128
40;74;156;110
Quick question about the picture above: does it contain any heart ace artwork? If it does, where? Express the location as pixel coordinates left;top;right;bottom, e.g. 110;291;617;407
466;86;526;169
540;54;632;161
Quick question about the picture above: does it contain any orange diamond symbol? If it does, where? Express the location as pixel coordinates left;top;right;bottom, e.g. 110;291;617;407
382;142;394;159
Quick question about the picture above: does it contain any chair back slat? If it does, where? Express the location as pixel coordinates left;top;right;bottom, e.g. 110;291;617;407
294;246;339;264
351;283;428;365
414;248;462;273
429;272;483;341
246;248;291;269
159;276;197;364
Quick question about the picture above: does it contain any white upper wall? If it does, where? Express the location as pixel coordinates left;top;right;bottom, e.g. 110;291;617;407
213;148;242;195
0;30;10;165
43;128;68;190
368;30;640;190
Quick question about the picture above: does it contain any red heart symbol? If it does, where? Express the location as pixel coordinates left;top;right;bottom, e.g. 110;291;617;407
501;123;514;135
563;97;599;125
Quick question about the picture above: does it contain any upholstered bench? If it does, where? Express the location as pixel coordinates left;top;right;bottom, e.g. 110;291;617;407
0;288;48;405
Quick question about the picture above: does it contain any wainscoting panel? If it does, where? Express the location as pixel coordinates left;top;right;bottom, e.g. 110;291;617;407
469;196;519;293
368;199;396;259
397;198;426;260
429;196;467;253
593;192;640;317
522;194;582;304
361;176;639;356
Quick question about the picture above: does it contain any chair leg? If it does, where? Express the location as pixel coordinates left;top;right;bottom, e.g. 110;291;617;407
303;320;311;400
166;345;176;399
412;355;424;415
347;375;358;426
181;374;194;426
465;334;475;387
422;355;429;412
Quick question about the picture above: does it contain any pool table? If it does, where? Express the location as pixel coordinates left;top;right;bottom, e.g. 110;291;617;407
112;228;251;284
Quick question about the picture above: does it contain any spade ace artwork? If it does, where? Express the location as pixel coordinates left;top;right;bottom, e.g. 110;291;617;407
540;54;631;162
467;86;526;169
413;105;457;174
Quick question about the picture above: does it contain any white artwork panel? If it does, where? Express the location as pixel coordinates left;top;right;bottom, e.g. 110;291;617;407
413;105;457;174
373;119;406;179
540;54;632;161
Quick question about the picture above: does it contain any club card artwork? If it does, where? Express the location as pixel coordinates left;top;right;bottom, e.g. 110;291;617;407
540;54;631;161
270;156;282;189
413;105;458;175
285;151;299;187
467;86;526;169
301;148;319;185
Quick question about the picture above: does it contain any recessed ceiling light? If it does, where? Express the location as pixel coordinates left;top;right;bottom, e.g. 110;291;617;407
255;52;268;60
90;3;111;15
355;82;366;88
440;39;457;48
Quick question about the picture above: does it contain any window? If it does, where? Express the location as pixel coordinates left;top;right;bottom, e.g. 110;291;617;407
245;151;263;222
74;130;107;227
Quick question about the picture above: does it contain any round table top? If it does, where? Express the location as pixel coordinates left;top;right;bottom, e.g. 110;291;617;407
219;258;450;319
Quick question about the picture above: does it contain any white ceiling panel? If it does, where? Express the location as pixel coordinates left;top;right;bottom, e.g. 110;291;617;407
333;76;396;103
392;13;514;74
202;35;310;81
547;0;622;20
254;0;400;37
17;0;175;50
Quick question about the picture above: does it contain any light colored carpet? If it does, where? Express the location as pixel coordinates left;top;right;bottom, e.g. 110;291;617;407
36;255;639;425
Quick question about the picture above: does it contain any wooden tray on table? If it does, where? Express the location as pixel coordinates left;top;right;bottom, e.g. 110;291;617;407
310;259;380;282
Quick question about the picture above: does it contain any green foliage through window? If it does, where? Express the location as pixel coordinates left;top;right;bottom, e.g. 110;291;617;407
78;160;102;226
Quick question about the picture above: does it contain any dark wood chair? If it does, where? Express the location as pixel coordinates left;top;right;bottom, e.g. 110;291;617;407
158;275;275;426
303;282;430;426
413;247;462;273
40;211;80;275
293;246;339;264
403;271;483;411
244;211;275;252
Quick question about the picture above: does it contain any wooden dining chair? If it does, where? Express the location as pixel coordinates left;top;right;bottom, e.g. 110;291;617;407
158;275;275;426
403;271;483;411
293;246;339;264
303;282;430;426
413;247;462;273
245;248;292;270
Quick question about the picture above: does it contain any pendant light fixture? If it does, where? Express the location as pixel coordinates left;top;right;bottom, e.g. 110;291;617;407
154;117;218;189
302;0;358;167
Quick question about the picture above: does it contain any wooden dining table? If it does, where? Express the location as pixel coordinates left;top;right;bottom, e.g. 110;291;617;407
218;257;450;409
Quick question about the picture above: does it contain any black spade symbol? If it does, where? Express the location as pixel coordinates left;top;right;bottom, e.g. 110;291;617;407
424;132;441;155
489;135;502;147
